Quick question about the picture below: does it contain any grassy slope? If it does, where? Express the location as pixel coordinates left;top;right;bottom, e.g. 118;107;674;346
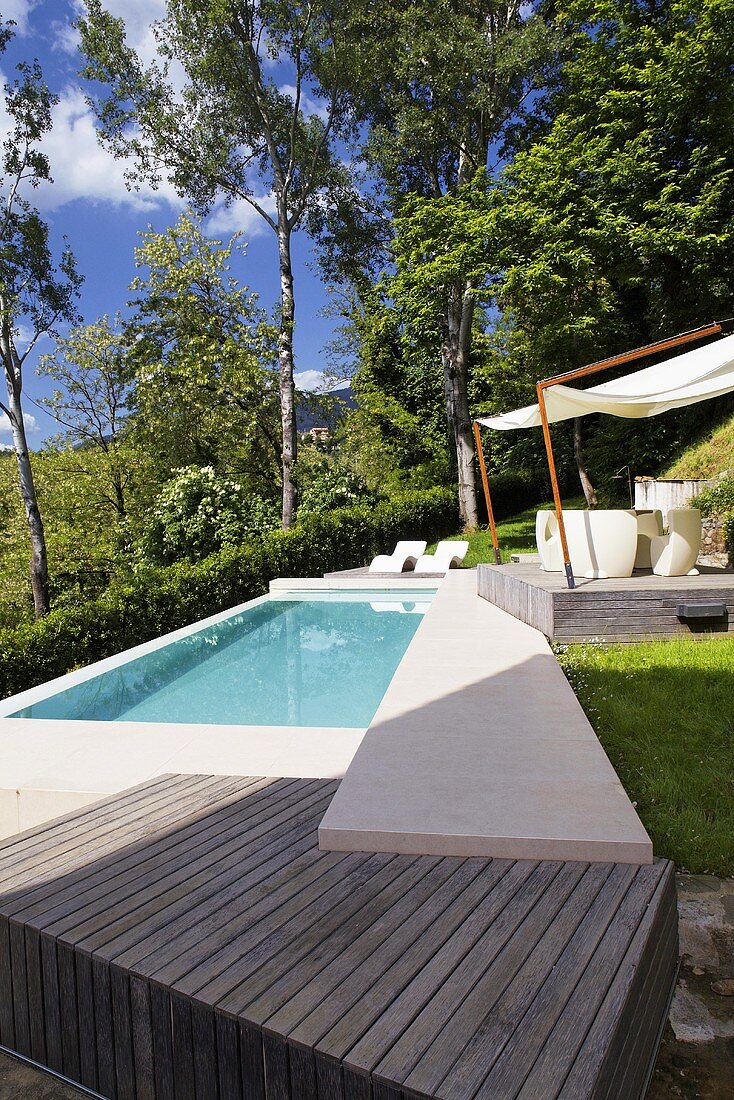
664;408;734;478
433;501;733;875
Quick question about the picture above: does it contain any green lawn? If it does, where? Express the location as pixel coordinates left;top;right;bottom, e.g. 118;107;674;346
557;638;734;876
428;498;585;566
432;502;734;876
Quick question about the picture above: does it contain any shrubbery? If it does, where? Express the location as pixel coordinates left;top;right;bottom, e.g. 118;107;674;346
692;476;734;518
140;465;280;565
0;487;457;699
479;468;554;524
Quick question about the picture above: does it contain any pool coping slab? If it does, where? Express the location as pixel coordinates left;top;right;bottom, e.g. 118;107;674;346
318;569;654;865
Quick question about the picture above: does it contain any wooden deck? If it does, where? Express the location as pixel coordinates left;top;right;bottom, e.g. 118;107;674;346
478;562;734;642
0;774;677;1099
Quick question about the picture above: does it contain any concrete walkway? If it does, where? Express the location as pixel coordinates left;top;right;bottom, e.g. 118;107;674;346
319;570;652;863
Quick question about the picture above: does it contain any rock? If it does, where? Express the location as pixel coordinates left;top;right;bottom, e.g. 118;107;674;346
711;978;734;997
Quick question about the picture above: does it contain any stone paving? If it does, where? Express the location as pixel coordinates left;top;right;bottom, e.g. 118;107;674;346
648;874;734;1099
0;1050;86;1098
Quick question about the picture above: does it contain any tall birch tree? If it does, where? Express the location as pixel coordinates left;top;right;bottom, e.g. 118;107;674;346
333;0;556;526
0;23;81;617
79;0;353;528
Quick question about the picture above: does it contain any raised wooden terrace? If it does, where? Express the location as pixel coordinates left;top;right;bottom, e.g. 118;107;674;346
0;774;677;1100
478;562;734;643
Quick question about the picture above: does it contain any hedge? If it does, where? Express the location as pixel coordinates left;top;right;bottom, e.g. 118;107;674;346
480;468;555;524
0;487;458;700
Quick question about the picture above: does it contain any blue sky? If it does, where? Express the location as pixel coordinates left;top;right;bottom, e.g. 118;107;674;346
2;0;348;445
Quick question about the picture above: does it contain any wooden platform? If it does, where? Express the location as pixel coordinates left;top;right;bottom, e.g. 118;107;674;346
0;774;677;1099
478;562;734;643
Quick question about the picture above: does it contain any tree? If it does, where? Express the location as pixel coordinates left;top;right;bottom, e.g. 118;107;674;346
79;0;354;528
329;0;557;526
40;316;134;517
493;0;734;499
126;212;281;494
0;22;82;617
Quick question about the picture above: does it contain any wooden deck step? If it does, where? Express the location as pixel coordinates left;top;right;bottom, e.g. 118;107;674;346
0;775;677;1099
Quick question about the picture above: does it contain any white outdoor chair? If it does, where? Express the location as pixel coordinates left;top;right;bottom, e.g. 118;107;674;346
634;510;664;569
413;540;469;574
650;509;701;577
536;510;563;572
368;540;427;573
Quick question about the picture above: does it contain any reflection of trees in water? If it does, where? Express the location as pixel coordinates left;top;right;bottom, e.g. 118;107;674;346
22;598;423;725
25;602;286;721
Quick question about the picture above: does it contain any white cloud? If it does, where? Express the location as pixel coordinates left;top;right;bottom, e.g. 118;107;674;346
207;194;278;238
279;84;330;123
2;0;40;36
0;411;38;437
295;370;350;394
50;17;81;55
25;84;183;213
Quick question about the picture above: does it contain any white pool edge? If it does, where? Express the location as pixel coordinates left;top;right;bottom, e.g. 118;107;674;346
0;576;440;838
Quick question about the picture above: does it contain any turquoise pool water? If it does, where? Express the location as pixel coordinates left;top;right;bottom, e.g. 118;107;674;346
10;591;434;728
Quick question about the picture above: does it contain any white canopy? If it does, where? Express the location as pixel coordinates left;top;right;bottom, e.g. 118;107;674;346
478;331;734;431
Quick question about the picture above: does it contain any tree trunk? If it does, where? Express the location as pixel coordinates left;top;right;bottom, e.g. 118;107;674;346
2;358;50;617
573;417;598;508
441;281;479;528
276;221;298;529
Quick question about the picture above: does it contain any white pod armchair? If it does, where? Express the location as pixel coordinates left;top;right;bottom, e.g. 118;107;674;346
535;510;563;572
650;509;701;577
563;509;638;579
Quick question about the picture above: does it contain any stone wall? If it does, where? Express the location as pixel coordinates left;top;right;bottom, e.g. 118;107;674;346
698;516;731;568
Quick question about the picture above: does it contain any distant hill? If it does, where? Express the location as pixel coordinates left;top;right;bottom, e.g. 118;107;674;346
296;386;356;432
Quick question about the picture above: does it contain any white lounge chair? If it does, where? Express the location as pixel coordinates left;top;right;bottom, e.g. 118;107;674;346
413;540;469;574
650;509;701;576
368;540;427;574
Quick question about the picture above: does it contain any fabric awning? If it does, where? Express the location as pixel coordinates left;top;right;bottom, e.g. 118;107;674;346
477;331;734;431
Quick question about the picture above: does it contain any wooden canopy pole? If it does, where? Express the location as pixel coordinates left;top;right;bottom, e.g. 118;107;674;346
472;422;502;564
536;384;575;588
535;318;729;589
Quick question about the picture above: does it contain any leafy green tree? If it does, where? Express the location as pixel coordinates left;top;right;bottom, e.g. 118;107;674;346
127;213;281;494
329;0;557;525
0;22;82;616
40;316;135;517
342;290;452;493
295;450;376;515
493;0;734;497
79;0;355;528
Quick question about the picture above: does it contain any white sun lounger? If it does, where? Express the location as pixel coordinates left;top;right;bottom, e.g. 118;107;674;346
413;540;469;573
368;540;427;573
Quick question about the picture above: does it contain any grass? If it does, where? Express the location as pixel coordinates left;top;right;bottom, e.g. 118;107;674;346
428;497;585;566
557;638;734;876
665;408;734;479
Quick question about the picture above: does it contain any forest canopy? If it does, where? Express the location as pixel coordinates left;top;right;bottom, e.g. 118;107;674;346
1;0;732;623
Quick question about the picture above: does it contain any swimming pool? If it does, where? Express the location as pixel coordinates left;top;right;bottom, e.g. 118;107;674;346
3;589;435;729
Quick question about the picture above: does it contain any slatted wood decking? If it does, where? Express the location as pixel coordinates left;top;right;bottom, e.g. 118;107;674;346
478;562;734;642
0;774;677;1100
